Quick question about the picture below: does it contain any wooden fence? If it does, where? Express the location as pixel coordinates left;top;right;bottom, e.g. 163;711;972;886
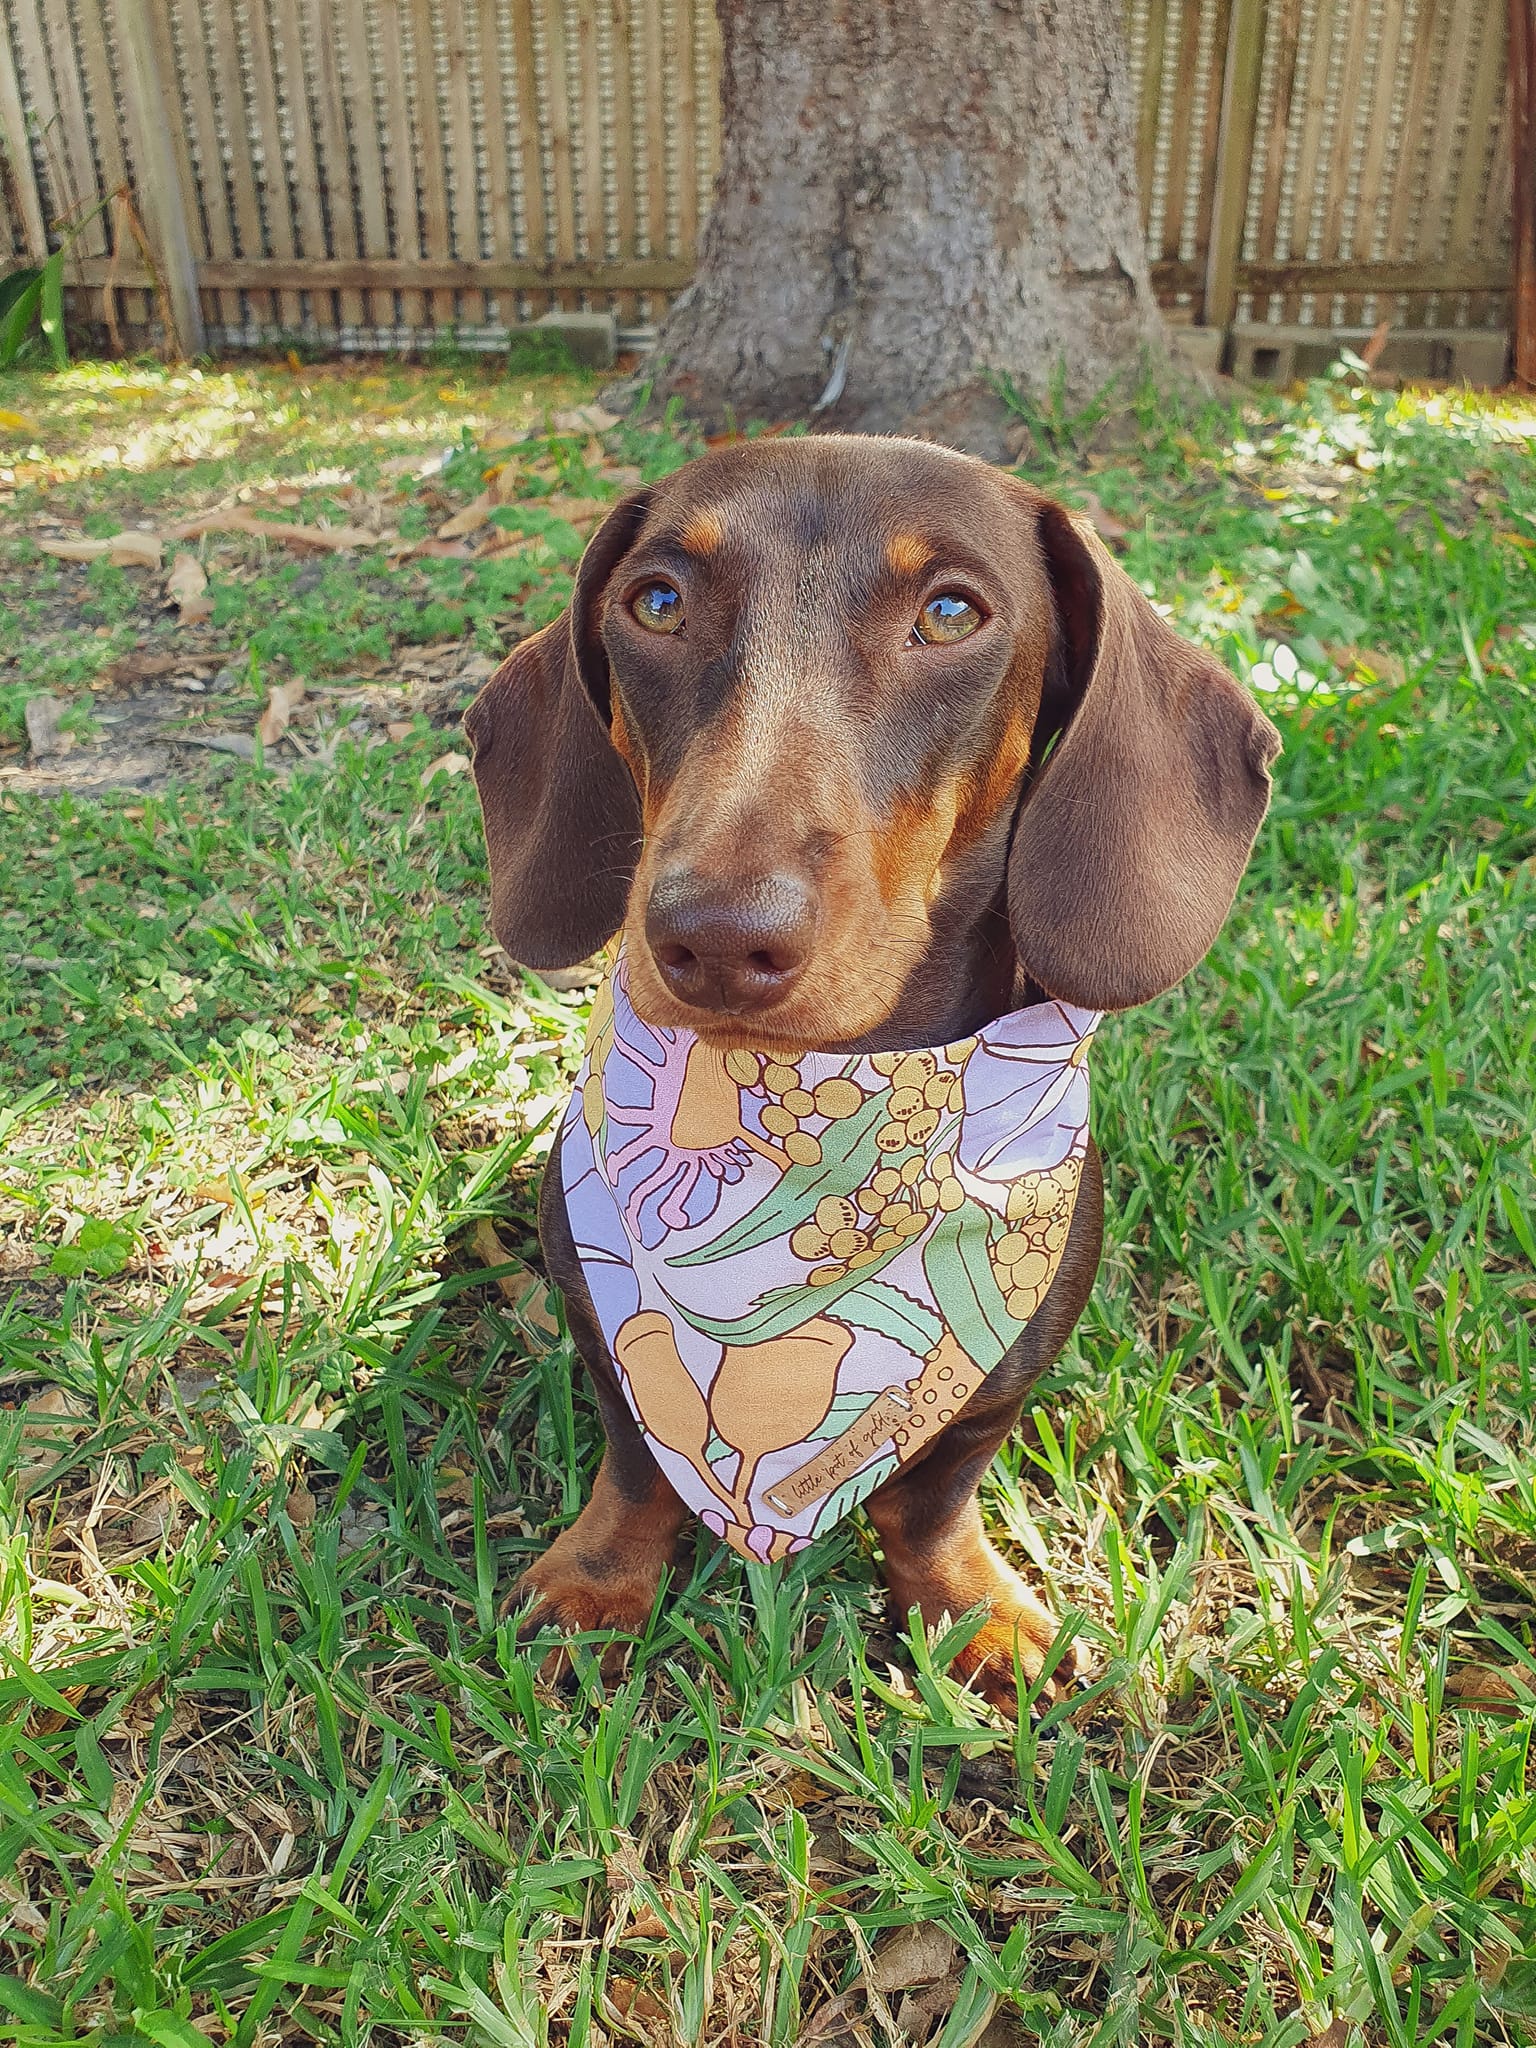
0;0;1515;361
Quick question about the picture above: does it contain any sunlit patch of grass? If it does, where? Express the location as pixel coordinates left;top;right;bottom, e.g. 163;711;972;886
2;361;1536;2046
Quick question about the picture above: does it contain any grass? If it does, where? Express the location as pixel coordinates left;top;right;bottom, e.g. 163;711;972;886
1;355;1535;2047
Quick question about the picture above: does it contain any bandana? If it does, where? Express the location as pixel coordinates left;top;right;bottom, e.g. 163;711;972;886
559;953;1098;1562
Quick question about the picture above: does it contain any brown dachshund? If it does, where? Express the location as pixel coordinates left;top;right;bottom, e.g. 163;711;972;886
466;434;1279;1710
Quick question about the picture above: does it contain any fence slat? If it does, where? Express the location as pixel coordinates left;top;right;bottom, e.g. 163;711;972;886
13;0;1517;354
0;13;49;261
1205;0;1266;326
114;0;205;353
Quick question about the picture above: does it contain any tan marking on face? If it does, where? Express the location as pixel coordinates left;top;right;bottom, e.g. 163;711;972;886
949;704;1035;851
872;785;962;912
679;507;726;556
886;532;931;578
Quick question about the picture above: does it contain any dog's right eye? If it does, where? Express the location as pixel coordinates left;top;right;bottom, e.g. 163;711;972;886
632;582;684;634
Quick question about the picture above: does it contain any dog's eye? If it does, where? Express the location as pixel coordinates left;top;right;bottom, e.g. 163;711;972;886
632;582;684;634
912;593;983;645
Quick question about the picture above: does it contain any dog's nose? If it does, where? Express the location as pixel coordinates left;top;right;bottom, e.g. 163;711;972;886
645;867;817;1013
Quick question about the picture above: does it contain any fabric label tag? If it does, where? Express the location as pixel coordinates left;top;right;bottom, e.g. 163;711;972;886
764;1392;914;1513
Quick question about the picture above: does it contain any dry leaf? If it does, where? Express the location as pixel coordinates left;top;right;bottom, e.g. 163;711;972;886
1446;1663;1530;1715
421;749;470;786
473;1218;560;1335
166;551;213;622
551;402;621;434
24;694;65;759
1359;318;1393;369
1078;491;1129;545
257;679;306;747
436;492;492;539
606;1981;666;2025
38;529;164;568
0;410;41;435
868;1923;958;1994
0;1887;47;1940
386;720;413;741
168;509;385;551
1325;643;1406;689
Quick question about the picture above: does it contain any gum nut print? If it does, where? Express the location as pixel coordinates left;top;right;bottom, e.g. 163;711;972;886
613;1311;743;1523
601;1015;786;1251
705;1315;853;1508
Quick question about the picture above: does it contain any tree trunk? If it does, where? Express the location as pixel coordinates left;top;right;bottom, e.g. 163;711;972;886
635;0;1168;441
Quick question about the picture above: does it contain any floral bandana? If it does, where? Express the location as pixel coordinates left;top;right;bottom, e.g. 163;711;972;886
559;953;1099;1562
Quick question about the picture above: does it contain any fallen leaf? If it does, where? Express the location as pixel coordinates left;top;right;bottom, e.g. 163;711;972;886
551;402;620;434
0;1887;47;1940
1360;317;1393;369
473;1218;560;1335
605;1981;666;2025
437;492;493;539
24;694;65;759
286;1486;316;1527
421;749;470;786
166;551;213;622
1325;643;1407;688
1446;1663;1530;1714
1077;491;1129;545
38;529;164;568
257;679;306;747
0;410;41;435
168;509;385;551
386;720;413;741
868;1923;958;1994
106;651;181;686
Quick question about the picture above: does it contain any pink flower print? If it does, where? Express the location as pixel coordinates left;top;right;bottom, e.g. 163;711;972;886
602;1013;756;1250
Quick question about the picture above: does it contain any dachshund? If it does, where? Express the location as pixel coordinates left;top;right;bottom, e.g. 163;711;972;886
466;434;1279;1710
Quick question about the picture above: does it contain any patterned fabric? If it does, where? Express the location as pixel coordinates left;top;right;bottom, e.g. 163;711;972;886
559;952;1099;1560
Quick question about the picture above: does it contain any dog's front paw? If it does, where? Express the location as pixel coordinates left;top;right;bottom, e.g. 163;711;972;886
876;1517;1082;1716
515;1528;670;1637
944;1559;1079;1713
508;1462;690;1678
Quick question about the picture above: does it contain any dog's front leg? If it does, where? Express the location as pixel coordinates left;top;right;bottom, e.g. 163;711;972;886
863;1142;1105;1713
514;1147;691;1640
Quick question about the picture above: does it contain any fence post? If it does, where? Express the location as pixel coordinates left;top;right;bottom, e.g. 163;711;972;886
113;0;205;357
1513;0;1536;387
0;24;49;263
1203;0;1267;336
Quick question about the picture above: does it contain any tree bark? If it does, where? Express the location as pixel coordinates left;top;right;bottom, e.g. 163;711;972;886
635;0;1168;440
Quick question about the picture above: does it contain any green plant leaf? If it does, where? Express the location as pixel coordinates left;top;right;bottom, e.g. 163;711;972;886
0;269;42;369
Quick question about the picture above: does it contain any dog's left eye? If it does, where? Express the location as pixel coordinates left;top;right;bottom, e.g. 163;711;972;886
911;593;983;645
632;581;685;634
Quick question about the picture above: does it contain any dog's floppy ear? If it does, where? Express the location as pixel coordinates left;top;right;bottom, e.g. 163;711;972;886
464;492;648;970
1008;496;1281;1011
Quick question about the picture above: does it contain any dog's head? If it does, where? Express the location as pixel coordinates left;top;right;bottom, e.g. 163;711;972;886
466;436;1280;1046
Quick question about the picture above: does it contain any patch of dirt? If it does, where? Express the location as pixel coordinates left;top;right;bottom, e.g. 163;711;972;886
1;657;495;798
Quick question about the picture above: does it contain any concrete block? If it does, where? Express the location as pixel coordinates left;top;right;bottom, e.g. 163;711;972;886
1230;330;1297;385
1169;325;1226;376
1448;332;1510;388
531;309;617;369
